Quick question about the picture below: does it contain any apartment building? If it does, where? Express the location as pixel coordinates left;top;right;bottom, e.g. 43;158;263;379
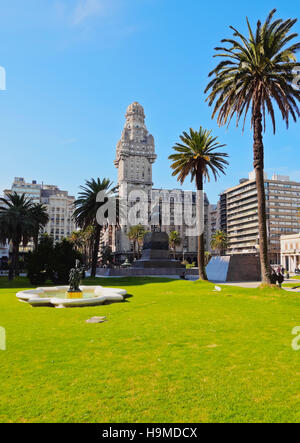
219;172;300;264
5;177;76;246
208;203;221;253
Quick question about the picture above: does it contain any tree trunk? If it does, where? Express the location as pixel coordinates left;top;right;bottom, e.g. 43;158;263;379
91;225;101;278
14;243;20;276
195;171;208;281
8;245;14;281
9;242;19;281
33;229;39;250
253;105;271;284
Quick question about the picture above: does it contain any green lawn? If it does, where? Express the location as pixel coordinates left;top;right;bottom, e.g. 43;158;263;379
0;277;299;423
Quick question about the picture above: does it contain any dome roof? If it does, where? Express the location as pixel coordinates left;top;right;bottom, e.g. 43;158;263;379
125;102;145;118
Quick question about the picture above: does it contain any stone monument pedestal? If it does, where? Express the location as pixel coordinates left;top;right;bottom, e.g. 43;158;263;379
133;232;184;269
206;255;261;282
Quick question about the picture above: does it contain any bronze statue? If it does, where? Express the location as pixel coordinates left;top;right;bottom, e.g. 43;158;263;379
68;260;83;292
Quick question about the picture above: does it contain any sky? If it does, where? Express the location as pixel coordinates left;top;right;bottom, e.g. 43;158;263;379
0;0;299;203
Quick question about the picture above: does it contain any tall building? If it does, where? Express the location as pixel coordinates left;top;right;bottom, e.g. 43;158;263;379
219;172;300;264
208;203;221;253
5;177;76;246
106;102;210;261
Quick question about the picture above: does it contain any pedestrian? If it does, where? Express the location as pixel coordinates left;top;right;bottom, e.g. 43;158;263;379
270;270;277;285
277;272;284;289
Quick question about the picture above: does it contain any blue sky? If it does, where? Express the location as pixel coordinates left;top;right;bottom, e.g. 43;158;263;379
0;0;299;203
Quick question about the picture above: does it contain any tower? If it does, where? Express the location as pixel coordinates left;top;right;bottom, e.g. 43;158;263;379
114;102;157;198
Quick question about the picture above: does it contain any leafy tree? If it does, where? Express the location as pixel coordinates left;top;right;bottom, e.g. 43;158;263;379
210;230;228;256
27;234;54;285
127;225;148;259
169;230;182;259
0;192;34;280
51;239;82;285
205;9;300;283
169;127;228;280
73;178;116;277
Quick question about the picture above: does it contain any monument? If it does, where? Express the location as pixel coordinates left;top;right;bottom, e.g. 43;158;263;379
67;260;84;299
206;255;261;282
133;232;184;269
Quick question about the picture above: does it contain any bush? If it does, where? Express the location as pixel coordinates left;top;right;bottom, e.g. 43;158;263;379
186;262;196;269
27;235;82;286
27;235;54;285
28;271;47;286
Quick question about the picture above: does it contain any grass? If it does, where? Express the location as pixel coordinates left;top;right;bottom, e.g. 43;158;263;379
0;276;300;423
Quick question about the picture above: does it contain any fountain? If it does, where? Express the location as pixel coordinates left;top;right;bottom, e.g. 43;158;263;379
16;261;127;308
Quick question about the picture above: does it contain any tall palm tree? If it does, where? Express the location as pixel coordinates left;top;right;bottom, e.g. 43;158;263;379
73;178;116;277
83;225;96;268
205;9;300;283
0;193;34;280
127;225;148;260
169;230;182;259
30;203;49;250
169;127;228;280
210;230;228;256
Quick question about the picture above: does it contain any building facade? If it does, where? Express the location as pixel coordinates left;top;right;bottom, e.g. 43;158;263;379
105;102;210;261
208;203;221;253
219;172;300;264
5;177;76;246
281;233;300;272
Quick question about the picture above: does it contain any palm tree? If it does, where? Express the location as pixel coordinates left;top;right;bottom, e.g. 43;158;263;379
83;225;96;268
0;193;34;280
127;225;148;260
205;251;212;267
169;230;182;259
211;230;228;256
169;127;228;280
30;203;49;250
69;230;84;252
205;9;300;283
73;178;116;277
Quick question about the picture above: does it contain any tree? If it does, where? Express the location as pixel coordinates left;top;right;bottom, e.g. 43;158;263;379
30;203;49;250
169;230;182;259
211;230;228;256
127;225;148;260
27;234;54;285
73;178;116;277
205;9;300;283
169;127;228;280
68;230;85;252
205;251;212;267
0;192;34;280
52;239;82;284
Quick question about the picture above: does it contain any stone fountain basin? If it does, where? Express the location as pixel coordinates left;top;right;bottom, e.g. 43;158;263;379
16;286;127;308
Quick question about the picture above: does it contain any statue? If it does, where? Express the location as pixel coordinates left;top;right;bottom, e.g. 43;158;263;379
68;260;83;294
